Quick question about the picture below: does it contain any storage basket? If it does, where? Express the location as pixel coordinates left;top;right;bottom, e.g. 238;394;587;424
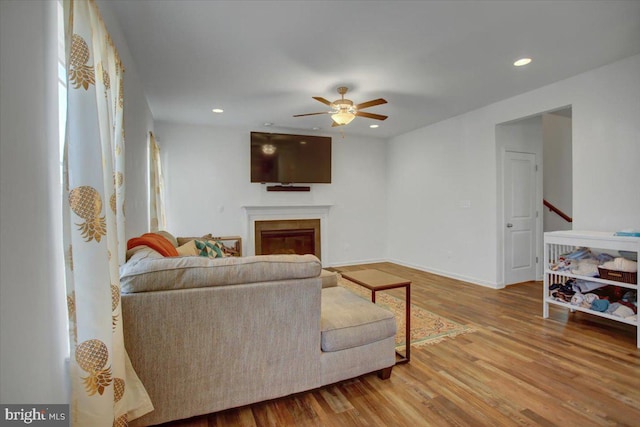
598;267;637;284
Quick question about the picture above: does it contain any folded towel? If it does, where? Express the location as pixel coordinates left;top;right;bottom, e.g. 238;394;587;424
601;257;637;273
591;299;610;312
571;259;600;277
612;305;635;318
562;247;591;260
581;293;599;309
574;279;606;293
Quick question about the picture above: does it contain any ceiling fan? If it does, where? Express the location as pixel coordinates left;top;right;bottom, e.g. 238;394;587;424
293;87;387;127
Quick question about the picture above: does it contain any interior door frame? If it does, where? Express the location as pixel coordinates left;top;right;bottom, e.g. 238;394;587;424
496;117;544;288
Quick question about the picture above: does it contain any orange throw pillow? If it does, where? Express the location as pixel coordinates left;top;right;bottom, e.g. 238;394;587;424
127;233;179;257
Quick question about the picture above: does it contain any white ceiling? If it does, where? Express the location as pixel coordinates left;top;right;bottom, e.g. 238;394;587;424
108;0;640;139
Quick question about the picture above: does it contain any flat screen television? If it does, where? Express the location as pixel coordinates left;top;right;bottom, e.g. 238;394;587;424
250;132;332;184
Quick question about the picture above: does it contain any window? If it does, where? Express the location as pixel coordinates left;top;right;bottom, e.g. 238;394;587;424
58;0;66;160
57;0;70;357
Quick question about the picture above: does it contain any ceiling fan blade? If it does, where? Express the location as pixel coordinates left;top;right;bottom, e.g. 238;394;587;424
355;111;388;121
313;97;332;106
355;98;387;110
293;112;329;117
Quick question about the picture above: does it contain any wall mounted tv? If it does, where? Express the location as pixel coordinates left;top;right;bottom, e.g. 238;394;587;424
250;132;332;184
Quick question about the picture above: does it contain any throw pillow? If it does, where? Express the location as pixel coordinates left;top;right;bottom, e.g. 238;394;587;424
195;239;225;258
155;230;179;248
176;240;200;257
176;239;226;259
127;233;179;257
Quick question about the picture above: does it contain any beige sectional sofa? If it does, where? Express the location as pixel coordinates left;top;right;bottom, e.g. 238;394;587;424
120;245;397;426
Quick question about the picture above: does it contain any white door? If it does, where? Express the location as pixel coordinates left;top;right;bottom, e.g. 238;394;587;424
504;151;537;285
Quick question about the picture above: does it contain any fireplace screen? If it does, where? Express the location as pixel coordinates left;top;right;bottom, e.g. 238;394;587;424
255;219;321;259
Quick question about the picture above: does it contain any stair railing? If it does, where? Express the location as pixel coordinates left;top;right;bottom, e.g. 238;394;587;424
543;199;573;223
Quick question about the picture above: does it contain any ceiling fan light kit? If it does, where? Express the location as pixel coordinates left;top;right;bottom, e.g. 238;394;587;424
294;86;387;127
331;111;356;125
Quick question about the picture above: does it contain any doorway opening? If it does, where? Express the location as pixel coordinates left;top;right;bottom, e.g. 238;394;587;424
497;107;572;287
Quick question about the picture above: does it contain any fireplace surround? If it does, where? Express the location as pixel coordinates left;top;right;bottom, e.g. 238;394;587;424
243;205;332;264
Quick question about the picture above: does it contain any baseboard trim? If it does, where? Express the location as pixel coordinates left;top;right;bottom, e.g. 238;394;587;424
385;258;502;289
327;258;501;289
327;258;387;269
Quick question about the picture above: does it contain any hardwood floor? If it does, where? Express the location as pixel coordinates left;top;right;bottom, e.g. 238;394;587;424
161;262;639;427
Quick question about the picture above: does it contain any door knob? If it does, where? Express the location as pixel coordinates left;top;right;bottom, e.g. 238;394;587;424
506;223;513;228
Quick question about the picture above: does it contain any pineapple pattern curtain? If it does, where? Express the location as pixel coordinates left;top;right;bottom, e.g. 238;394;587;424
63;0;153;425
148;132;166;232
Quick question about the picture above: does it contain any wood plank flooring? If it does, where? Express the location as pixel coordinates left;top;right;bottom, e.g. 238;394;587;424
160;262;639;427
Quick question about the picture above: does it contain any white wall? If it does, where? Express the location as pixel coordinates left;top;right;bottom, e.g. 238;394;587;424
156;122;389;266
387;54;640;288
97;0;155;238
0;0;154;404
543;113;572;232
387;113;500;287
0;0;68;403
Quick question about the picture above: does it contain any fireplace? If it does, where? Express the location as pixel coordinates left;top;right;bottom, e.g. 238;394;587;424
243;204;332;263
255;219;321;259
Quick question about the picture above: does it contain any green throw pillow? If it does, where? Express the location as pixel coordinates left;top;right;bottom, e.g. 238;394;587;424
194;239;225;258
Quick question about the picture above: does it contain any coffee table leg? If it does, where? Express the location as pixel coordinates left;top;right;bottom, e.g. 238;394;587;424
405;284;410;362
372;285;410;364
393;283;411;364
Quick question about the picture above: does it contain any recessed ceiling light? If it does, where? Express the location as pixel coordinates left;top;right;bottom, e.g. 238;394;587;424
312;127;320;130
369;124;379;128
263;122;273;126
212;108;224;113
513;58;532;67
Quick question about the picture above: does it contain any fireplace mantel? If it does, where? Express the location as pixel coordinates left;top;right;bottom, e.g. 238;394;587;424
243;204;333;213
242;205;332;263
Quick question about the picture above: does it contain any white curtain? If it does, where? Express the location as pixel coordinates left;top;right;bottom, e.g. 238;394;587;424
63;0;153;425
148;132;166;232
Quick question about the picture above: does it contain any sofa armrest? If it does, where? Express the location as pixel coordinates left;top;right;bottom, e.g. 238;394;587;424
123;277;321;426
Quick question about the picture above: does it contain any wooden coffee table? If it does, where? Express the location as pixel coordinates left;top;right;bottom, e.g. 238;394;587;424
341;269;411;364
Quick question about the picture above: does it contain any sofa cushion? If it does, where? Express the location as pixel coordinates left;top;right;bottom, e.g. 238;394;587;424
320;287;396;352
320;269;338;288
120;248;322;293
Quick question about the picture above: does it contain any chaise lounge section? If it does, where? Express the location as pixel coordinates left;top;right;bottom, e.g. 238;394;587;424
120;238;396;426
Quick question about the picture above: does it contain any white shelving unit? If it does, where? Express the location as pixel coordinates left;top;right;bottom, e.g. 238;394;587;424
543;230;639;348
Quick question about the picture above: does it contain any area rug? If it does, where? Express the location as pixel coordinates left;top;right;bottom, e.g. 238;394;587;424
338;277;476;349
